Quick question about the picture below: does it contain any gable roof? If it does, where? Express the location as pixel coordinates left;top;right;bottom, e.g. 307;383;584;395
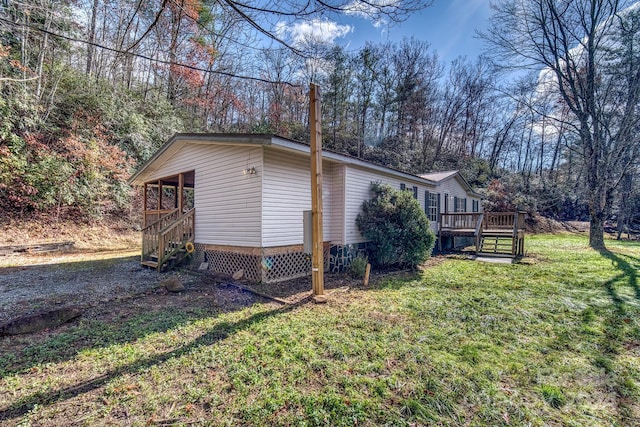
419;170;459;182
128;133;438;187
419;170;480;198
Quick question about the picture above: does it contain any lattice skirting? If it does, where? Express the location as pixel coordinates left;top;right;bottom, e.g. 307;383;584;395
191;243;330;283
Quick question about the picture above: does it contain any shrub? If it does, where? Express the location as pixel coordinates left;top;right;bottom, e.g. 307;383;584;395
356;182;435;268
348;255;369;279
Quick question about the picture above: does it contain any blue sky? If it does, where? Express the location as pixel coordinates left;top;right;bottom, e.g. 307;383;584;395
276;0;493;67
345;0;492;64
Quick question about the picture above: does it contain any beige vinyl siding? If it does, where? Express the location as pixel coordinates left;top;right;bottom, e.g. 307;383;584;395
143;142;263;246
331;164;346;245
436;177;481;215
262;148;335;247
344;166;433;244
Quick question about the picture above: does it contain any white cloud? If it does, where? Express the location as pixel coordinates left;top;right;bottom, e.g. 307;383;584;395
344;0;400;17
277;18;353;47
344;0;401;28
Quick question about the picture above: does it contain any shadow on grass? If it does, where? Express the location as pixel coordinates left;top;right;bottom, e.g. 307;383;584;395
0;253;419;380
0;269;279;381
0;298;306;422
594;248;640;421
598;248;639;305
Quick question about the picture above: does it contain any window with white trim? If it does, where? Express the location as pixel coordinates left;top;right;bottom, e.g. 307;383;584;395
454;196;467;212
426;191;439;222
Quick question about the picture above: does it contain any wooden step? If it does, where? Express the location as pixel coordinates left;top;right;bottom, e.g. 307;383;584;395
141;260;158;268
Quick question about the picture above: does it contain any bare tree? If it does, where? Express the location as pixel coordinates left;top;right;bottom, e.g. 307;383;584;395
483;0;640;249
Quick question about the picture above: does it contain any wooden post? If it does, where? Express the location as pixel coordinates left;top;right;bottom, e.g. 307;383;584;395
158;180;162;220
310;83;326;303
363;263;371;287
178;173;184;213
143;183;148;227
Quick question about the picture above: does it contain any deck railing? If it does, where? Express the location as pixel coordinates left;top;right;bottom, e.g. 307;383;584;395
440;212;484;230
141;209;180;262
157;208;195;269
144;209;180;227
483;211;526;231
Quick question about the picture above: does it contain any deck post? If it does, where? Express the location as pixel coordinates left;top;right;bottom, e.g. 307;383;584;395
157;180;162;220
143;183;148;227
310;83;326;303
178;173;184;213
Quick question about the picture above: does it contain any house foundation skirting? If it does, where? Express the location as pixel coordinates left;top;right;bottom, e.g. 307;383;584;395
192;243;330;283
328;243;369;273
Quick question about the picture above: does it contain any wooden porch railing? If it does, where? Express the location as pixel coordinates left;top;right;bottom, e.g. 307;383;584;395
157;208;195;270
484;212;517;230
141;209;180;263
440;212;484;230
144;209;178;227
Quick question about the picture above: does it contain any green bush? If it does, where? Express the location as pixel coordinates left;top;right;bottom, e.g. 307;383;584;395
356;182;435;268
348;255;369;279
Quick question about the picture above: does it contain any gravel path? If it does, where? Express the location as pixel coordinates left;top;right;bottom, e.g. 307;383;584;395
0;254;167;325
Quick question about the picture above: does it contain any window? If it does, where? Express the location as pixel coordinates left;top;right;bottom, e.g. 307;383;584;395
413;186;418;199
472;200;479;213
425;191;440;222
454;197;467;212
400;183;406;191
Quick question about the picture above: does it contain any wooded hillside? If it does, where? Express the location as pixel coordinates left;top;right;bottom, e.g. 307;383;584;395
1;1;638;240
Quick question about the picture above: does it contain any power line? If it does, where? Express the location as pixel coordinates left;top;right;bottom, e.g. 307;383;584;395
0;15;302;87
167;0;290;56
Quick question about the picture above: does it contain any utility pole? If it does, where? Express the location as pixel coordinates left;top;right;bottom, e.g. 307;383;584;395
309;83;326;303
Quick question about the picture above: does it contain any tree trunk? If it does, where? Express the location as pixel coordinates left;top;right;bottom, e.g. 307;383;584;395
86;0;99;76
589;211;606;249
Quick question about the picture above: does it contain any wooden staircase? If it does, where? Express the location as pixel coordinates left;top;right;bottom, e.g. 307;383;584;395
141;208;195;271
478;234;517;256
476;211;525;257
438;211;525;257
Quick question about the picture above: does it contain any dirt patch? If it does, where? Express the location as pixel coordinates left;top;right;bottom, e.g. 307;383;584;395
527;216;590;234
0;253;164;325
0;218;139;252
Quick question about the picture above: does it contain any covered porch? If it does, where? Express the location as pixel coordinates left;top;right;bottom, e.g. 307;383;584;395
438;211;526;257
140;171;196;270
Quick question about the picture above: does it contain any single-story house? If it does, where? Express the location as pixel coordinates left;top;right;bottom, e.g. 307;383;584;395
128;133;482;282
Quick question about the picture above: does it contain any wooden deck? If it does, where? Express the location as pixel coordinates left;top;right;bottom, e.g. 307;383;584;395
438;212;526;257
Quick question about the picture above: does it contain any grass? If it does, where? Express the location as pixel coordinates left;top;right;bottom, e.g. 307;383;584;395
1;234;639;425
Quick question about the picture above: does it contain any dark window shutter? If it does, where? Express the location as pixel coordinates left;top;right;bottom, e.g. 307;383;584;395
413;186;418;199
425;191;430;212
400;183;406;191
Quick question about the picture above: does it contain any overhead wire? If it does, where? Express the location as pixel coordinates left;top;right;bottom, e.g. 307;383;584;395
0;15;302;86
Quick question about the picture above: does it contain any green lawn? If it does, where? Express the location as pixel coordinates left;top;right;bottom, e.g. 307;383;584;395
1;234;639;426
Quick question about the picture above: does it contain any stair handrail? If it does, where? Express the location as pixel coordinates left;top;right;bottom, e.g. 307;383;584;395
142;208;180;232
157;208;195;269
475;212;485;253
141;208;181;263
